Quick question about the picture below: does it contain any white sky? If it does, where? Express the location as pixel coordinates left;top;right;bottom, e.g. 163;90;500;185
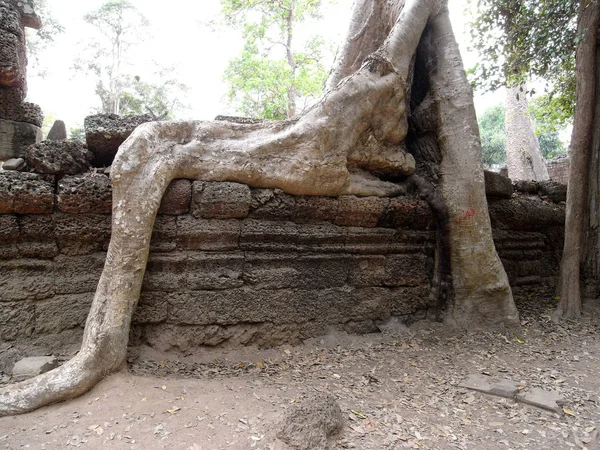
26;0;502;130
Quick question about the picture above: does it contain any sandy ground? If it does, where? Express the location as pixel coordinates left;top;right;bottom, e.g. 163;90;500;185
1;299;599;450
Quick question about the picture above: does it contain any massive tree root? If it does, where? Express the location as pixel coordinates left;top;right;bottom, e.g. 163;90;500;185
0;0;517;416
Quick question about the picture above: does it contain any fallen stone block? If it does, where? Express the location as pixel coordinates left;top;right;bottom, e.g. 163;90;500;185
27;139;93;175
2;157;24;170
276;393;344;450
459;374;520;399
12;356;58;380
516;387;565;414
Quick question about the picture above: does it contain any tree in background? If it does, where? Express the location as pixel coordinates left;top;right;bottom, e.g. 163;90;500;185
478;103;567;166
26;0;64;76
75;1;188;119
221;0;332;119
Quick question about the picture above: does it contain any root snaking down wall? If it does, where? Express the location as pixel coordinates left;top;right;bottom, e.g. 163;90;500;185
0;170;565;369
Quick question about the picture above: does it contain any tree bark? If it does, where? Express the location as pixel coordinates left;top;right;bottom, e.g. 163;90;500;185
555;0;600;319
505;84;549;181
0;0;517;416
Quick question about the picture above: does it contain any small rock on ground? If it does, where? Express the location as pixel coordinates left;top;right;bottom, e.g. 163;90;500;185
12;356;59;380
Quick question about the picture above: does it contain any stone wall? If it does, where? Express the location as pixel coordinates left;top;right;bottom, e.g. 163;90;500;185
0;171;565;369
546;155;570;185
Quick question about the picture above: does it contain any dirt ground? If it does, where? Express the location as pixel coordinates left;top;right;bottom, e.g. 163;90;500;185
1;298;599;450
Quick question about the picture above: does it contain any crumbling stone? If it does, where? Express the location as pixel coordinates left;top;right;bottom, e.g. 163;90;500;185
516;387;566;414
0;170;54;213
158;179;191;215
84;114;153;166
484;170;513;198
46;119;67;141
12;356;58;380
276;394;344;450
57;173;112;214
27;140;93;175
538;180;567;203
192;181;251;219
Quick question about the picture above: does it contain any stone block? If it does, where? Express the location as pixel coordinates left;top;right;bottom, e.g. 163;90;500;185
46;120;67;141
149;215;177;252
538;180;567;203
53;253;104;295
0;171;53;213
0;300;34;340
2;157;24;170
0;26;23;90
344;227;395;254
176;217;241;251
17;214;57;258
57;172;112;214
12;356;58;380
192;181;251;219
335;196;386;227
0;259;54;301
0;119;42;159
240;220;298;252
459;374;520;399
515;388;565;413
484;170;513;198
158;179;191;215
35;294;92;334
387;230;435;254
295;222;347;253
143;252;244;292
133;292;168;324
488;197;565;231
54;214;110;255
389;286;429;315
295;196;338;222
378;197;433;229
0;214;18;243
84;113;153;166
243;253;349;290
26;140;93;175
249;188;295;220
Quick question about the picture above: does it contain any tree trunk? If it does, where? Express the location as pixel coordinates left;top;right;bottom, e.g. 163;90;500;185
285;0;297;118
0;0;516;416
555;0;600;319
505;84;549;181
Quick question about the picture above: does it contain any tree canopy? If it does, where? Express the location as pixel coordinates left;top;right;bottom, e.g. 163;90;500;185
221;0;332;119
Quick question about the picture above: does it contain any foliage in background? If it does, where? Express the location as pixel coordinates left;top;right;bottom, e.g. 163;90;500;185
468;0;578;128
74;0;188;118
26;0;64;76
478;103;567;166
221;0;331;119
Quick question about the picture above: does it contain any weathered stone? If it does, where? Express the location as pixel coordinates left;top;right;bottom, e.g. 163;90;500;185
0;118;42;159
488;196;565;231
57;173;112;214
0;300;34;340
0;170;53;213
192;181;251;219
295;195;339;222
0;5;25;92
6;1;42;30
240;220;298;252
2;157;24;170
176;217;241;251
389;285;429;315
54;214;110;255
35;294;92;334
0;258;54;301
143;252;244;292
516;388;565;414
132;292;168;324
348;253;429;287
27;140;93;175
249;188;295;220
538;180;567;203
84;113;153;166
46;120;67;141
53;254;104;295
513;180;538;194
158;179;191;215
149;216;177;252
484;170;513;198
17;214;58;258
459;374;520;399
295;222;347;253
335;195;386;227
0;214;18;243
277;394;343;450
12;356;58;381
378;197;433;229
345;227;395;254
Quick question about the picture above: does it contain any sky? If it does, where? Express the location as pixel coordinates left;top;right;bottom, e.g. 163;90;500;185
26;0;502;131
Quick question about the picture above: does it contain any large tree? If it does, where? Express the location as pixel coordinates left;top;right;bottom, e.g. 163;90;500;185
221;0;331;119
0;0;518;416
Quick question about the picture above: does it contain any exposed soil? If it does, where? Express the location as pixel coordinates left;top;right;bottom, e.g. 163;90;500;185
1;298;599;450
